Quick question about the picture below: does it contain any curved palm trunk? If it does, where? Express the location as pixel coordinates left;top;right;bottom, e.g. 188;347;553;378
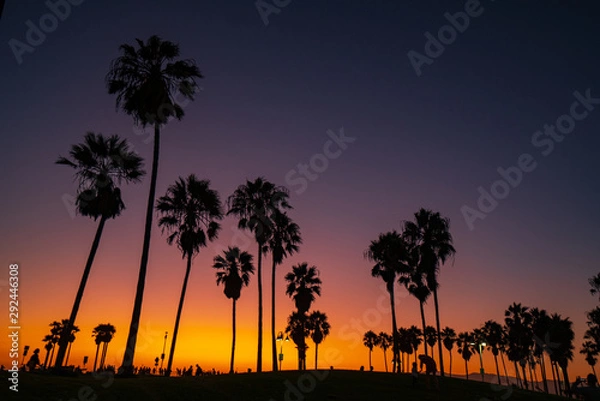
121;123;160;375
43;349;50;369
383;349;388;372
388;283;399;374
65;342;73;366
55;216;108;367
256;243;263;373
540;355;549;393
230;299;237;374
93;343;100;372
314;343;319;370
165;253;192;376
449;348;453;377
271;258;278;372
419;301;428;357
500;352;509;385
493;353;501;385
432;287;444;376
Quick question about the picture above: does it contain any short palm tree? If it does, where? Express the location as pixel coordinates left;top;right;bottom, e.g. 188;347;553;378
442;327;457;377
227;177;291;372
505;303;533;389
92;323;116;371
54;133;144;367
157;175;223;376
457;331;474;380
581;341;598;376
424;325;438;361
548;314;574;396
363;330;378;370
107;35;202;374
531;307;552;392
307;311;330;370
364;231;410;373
213;246;254;373
267;211;301;371
483;320;505;385
377;332;392;372
42;335;54;368
285;312;310;371
285;263;322;370
408;325;423;363
402;209;455;376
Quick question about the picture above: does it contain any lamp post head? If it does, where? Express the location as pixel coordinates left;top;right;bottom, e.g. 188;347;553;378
277;331;283;342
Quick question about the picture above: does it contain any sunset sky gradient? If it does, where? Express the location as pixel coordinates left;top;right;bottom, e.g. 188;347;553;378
1;0;600;379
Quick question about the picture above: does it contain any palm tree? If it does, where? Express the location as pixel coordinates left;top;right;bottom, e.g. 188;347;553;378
590;273;600;301
65;326;79;366
42;335;54;369
504;303;533;390
441;327;457;377
307;311;330;370
457;331;474;380
92;324;116;371
106;35;202;374
157;175;223;376
424;325;438;362
54;133;144;367
363;330;378;370
408;325;423;363
213;247;255;373
581;341;598;376
267;211;301;371
93;335;102;372
377;332;392;372
402;209;455;377
285;263;322;370
400;276;431;356
548;314;574;396
364;231;409;373
531;308;551;392
398;327;414;372
483;320;504;385
285;312;310;371
47;321;61;367
227;177;291;372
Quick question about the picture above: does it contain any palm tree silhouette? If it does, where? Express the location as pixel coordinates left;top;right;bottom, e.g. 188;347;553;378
267;211;301;371
54;133;143;367
441;327;457;377
377;332;392;372
47;321;62;367
530;307;552;392
402;209;455;377
397;327;414;372
42;335;54;369
93;335;102;372
408;325;423;363
285;311;310;371
548;313;574;396
227;177;291;372
457;331;474;380
307;311;330;370
106;35;202;375
505;302;533;389
157;175;223;376
213;246;255;373
92;323;116;371
284;263;322;370
400;275;431;356
424;325;438;362
589;273;600;301
365;231;409;373
483;320;505;385
363;330;378;370
581;341;598;376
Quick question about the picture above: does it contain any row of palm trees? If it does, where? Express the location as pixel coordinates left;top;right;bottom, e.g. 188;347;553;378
365;209;455;375
361;301;577;396
581;274;600;382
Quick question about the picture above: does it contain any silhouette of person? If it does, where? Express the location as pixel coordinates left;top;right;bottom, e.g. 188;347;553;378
26;348;41;371
587;373;598;388
195;364;202;376
418;355;438;390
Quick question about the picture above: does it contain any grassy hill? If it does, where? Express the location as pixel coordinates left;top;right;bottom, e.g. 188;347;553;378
3;369;565;401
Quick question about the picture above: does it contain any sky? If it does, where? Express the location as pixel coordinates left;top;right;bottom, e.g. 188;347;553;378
1;0;600;380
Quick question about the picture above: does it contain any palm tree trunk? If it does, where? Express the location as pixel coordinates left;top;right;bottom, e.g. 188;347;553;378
388;282;399;374
432;287;444;377
100;342;108;370
592;364;597;377
465;358;469;380
500;352;509;386
560;363;571;396
540;355;549;393
315;343;319;370
66;342;72;366
271;257;278;372
121;123;160;375
368;349;372;370
93;343;100;372
550;361;559;395
521;364;528;390
383;349;388;372
493;353;501;385
166;253;193;376
448;349;452;377
49;344;56;367
514;361;521;388
419;301;428;357
532;363;539;391
44;349;50;369
55;216;108;368
230;299;236;374
256;243;263;373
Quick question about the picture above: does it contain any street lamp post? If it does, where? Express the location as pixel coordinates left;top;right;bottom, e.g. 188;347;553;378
476;342;486;381
276;331;289;371
160;332;168;374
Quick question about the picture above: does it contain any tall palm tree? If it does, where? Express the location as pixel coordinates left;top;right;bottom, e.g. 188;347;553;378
285;312;310;371
483;320;504;385
402;209;455;377
92;324;116;371
54;133;144;367
364;231;409;373
457;331;474;380
590;273;600;301
441;327;457;377
548;314;574;396
307;311;330;370
581;341;598;376
377;332;392;372
157;175;223;376
505;303;533;390
267;211;301;371
530;307;551;393
285;263;322;370
213;247;255;373
227;177;291;372
106;35;202;374
424;325;438;362
363;330;378;370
